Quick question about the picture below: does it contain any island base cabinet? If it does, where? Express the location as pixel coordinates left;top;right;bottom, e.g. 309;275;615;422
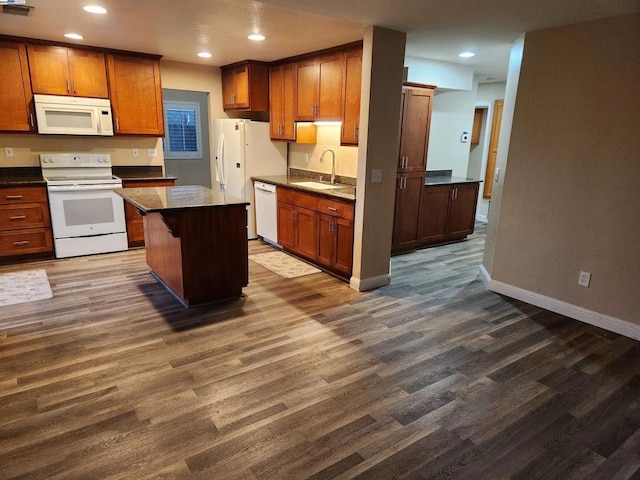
143;206;248;306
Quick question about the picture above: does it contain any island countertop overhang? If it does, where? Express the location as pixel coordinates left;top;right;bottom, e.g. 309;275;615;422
115;185;249;214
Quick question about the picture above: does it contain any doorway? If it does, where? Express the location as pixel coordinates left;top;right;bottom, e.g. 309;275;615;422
162;89;211;187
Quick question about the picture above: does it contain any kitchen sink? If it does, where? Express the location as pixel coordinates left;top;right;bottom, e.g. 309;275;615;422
292;181;341;190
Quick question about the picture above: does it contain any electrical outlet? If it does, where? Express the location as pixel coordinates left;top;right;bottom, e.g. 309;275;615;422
371;169;383;183
132;148;139;157
578;271;591;287
4;147;14;158
148;149;157;158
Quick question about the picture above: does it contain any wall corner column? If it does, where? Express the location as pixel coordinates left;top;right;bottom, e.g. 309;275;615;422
350;25;406;291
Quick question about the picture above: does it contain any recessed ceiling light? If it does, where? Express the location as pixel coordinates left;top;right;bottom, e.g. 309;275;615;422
83;5;107;14
248;34;266;41
459;52;476;58
64;33;84;40
197;52;212;58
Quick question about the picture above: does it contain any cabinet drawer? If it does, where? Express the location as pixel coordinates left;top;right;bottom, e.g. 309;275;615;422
0;227;53;256
122;179;176;189
124;201;143;220
277;186;318;210
1;186;48;205
316;197;354;220
0;203;51;230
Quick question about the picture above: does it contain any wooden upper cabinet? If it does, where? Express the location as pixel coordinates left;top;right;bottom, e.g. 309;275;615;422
295;53;343;121
107;54;164;136
471;108;483;144
341;48;362;145
221;61;269;111
0;41;34;132
398;84;434;173
27;44;108;98
269;63;296;141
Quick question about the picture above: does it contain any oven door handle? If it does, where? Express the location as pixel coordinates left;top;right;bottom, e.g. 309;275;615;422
48;184;122;192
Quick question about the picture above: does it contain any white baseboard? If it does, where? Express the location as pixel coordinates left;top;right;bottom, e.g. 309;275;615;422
478;265;640;341
350;273;390;292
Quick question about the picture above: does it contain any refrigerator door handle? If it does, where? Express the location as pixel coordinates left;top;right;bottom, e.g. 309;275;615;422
216;133;226;191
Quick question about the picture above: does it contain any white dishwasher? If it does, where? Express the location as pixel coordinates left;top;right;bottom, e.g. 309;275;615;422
254;181;280;247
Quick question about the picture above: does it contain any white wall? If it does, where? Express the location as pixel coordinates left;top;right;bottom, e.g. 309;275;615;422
404;56;474;90
426;88;477;177
469;81;506;220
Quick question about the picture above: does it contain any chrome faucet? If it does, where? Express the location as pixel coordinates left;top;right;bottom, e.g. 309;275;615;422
319;148;336;184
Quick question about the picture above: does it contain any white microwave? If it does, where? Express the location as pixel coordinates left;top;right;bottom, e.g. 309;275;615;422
33;94;114;136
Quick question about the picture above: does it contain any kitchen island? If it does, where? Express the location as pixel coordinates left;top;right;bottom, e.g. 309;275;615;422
115;185;249;307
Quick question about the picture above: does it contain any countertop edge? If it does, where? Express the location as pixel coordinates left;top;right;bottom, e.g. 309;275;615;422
252;175;356;202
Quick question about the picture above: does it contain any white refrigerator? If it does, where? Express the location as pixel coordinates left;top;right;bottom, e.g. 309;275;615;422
212;119;287;239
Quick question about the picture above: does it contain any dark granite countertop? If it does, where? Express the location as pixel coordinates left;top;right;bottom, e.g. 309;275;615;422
115;185;248;213
112;166;177;182
0;167;46;187
252;175;356;202
424;176;482;186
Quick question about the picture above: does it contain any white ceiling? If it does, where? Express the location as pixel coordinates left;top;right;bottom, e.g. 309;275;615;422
2;0;638;82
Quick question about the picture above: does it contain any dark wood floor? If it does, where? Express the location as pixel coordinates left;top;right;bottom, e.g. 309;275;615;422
1;225;638;479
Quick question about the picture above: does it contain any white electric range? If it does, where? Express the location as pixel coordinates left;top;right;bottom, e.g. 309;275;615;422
40;153;128;258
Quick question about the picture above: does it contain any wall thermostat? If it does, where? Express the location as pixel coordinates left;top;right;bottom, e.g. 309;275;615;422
460;131;469;143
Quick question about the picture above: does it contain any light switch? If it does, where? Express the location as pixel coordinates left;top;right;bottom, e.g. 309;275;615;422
148;149;157;157
132;148;139;157
5;147;14;158
371;169;383;183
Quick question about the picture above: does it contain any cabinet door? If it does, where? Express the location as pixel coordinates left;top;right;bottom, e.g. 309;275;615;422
392;173;424;252
27;44;71;96
269;64;296;141
333;217;354;276
107;54;164;136
418;185;451;245
448;183;479;238
0;42;34;132
67;49;108;98
295;60;317;121
341;49;362;145
277;201;296;250
316;54;343;120
398;86;433;172
233;65;250;108
221;67;236;109
296;206;317;260
316;213;334;269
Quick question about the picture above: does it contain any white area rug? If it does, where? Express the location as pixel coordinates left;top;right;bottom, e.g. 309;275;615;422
249;251;321;279
0;269;53;306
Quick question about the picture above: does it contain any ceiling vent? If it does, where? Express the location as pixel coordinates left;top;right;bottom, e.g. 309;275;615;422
1;4;33;16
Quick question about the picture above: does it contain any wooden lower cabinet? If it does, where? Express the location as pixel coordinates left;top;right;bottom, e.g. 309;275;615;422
122;179;176;247
392;173;425;253
0;185;53;258
277;186;355;278
418;182;479;246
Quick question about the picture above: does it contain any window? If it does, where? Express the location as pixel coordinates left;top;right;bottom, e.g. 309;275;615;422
162;101;202;159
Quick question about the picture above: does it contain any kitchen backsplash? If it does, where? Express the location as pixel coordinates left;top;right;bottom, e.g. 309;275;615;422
0;134;164;167
287;125;358;178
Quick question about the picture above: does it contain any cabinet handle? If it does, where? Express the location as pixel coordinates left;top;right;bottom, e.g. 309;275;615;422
6;195;23;200
455;187;458;199
327;206;337;212
73;80;77;94
115;118;120;131
354;126;359;138
231;93;236;104
29;113;34;127
9;215;27;220
13;241;29;246
65;78;70;93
